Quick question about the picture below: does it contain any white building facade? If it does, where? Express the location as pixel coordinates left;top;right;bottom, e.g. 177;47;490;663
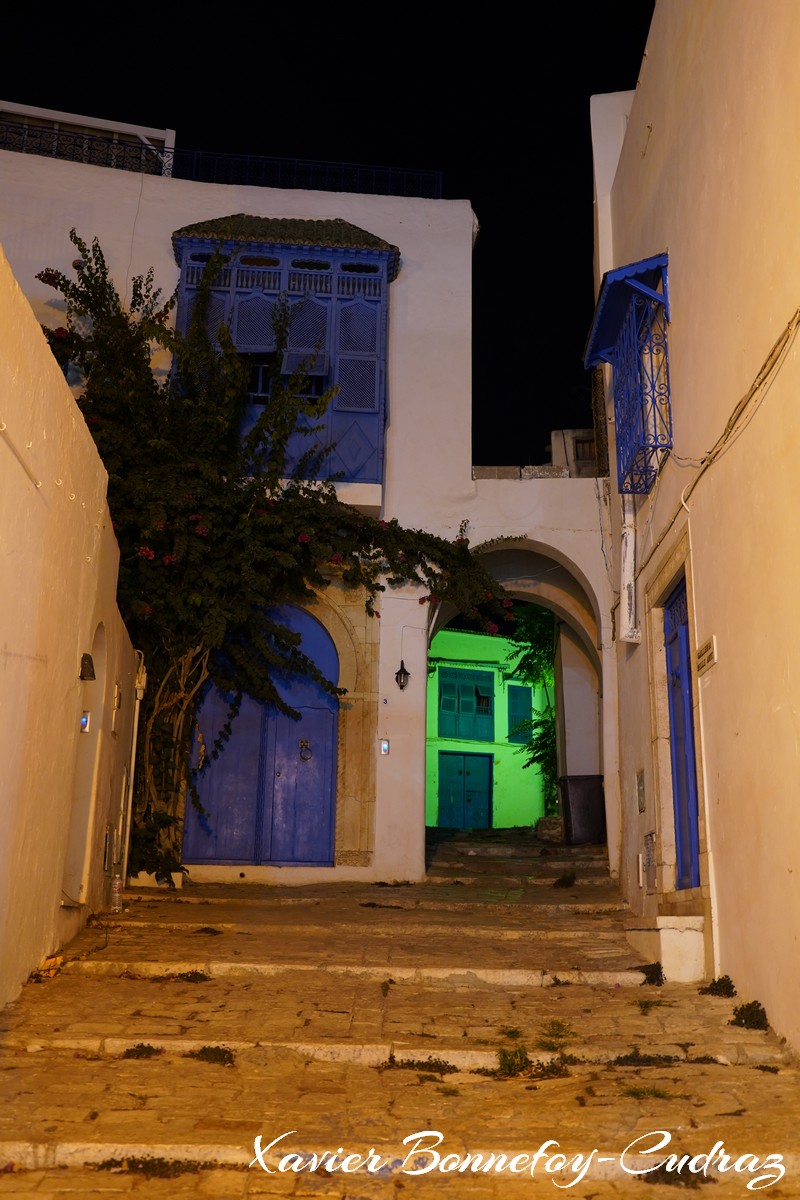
0;105;611;942
585;0;800;1052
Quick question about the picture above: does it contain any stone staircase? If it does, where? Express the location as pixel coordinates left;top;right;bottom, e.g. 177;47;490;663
0;828;796;1197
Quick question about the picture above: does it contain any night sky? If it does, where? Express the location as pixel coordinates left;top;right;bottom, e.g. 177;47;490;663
4;3;655;465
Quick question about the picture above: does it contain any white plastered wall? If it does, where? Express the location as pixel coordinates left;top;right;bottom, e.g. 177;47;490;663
0;245;137;1008
591;0;800;1050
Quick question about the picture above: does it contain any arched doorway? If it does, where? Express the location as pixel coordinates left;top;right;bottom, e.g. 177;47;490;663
426;542;607;844
182;606;339;866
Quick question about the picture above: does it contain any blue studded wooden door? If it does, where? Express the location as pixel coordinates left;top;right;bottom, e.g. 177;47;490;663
182;607;338;866
664;579;700;889
438;752;492;828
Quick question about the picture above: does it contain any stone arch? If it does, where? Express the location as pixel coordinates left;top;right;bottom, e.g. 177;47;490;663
286;582;379;865
430;541;608;843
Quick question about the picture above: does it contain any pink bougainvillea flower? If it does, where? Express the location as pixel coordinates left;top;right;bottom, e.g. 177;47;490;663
298;533;311;544
195;525;209;536
162;553;178;565
486;622;499;635
188;513;200;522
418;596;427;605
502;599;513;608
329;552;343;564
53;327;69;340
137;546;155;560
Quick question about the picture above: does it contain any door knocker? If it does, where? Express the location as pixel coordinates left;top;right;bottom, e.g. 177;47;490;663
299;739;313;761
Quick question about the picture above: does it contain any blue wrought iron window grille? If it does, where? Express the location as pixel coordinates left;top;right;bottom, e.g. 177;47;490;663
584;254;672;494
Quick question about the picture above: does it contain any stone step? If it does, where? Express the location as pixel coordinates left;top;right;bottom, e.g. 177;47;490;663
0;974;788;1067
59;919;644;975
424;869;615;886
1;1041;796;1189
2;876;798;1198
122;890;633;921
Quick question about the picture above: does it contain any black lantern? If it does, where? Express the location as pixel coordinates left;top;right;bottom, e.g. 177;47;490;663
394;660;411;690
79;653;96;681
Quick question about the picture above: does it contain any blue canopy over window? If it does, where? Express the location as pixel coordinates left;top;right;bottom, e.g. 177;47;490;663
583;254;670;369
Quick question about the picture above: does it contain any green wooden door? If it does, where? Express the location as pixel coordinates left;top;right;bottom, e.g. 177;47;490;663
438;752;492;828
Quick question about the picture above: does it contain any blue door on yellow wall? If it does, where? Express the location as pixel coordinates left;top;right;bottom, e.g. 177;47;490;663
438;752;492;828
182;607;338;866
664;579;700;889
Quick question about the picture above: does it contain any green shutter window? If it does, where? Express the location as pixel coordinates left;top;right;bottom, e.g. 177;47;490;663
438;669;494;742
508;684;532;744
439;678;458;737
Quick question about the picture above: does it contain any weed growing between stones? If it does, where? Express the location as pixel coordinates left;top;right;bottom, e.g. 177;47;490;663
535;1019;576;1052
636;998;671;1014
496;1045;532;1077
610;1046;678;1067
644;1161;716;1188
184;1045;236;1066
380;978;395;997
640;962;666;986
622;1085;687;1100
95;1158;233;1178
125;969;211;979
730;1000;769;1030
192;927;224;936
474;1046;572;1081
378;1053;458;1076
699;975;736;996
120;1044;164;1059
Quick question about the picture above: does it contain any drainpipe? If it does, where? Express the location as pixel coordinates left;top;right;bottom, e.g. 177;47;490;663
619;494;641;643
121;651;147;885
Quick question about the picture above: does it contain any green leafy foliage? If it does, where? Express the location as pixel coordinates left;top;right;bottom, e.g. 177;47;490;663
505;605;559;815
39;231;515;880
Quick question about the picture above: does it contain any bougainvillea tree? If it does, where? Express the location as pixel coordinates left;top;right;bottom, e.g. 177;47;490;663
39;230;515;879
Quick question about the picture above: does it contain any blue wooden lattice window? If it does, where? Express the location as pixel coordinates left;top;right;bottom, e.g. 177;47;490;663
584;254;672;494
172;222;400;486
438;668;494;742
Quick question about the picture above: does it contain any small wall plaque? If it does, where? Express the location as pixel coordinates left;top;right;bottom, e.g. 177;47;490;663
696;635;717;675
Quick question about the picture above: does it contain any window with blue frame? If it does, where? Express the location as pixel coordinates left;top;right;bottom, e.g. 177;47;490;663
170;216;401;486
583;254;671;494
507;683;533;743
438;668;494;742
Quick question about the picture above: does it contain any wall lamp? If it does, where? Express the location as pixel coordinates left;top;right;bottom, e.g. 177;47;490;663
394;660;411;690
79;653;96;681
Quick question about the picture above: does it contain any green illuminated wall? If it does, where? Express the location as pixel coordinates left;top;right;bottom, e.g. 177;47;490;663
425;627;549;828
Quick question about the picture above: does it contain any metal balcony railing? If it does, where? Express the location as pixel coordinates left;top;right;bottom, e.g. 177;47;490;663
0;119;443;200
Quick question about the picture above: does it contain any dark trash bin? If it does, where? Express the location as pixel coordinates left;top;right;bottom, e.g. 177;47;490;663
558;775;606;845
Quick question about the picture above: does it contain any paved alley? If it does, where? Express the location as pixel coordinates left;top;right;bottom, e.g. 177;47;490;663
0;829;797;1197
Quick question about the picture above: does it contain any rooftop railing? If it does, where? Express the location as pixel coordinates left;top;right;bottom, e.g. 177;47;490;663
0;119;443;199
